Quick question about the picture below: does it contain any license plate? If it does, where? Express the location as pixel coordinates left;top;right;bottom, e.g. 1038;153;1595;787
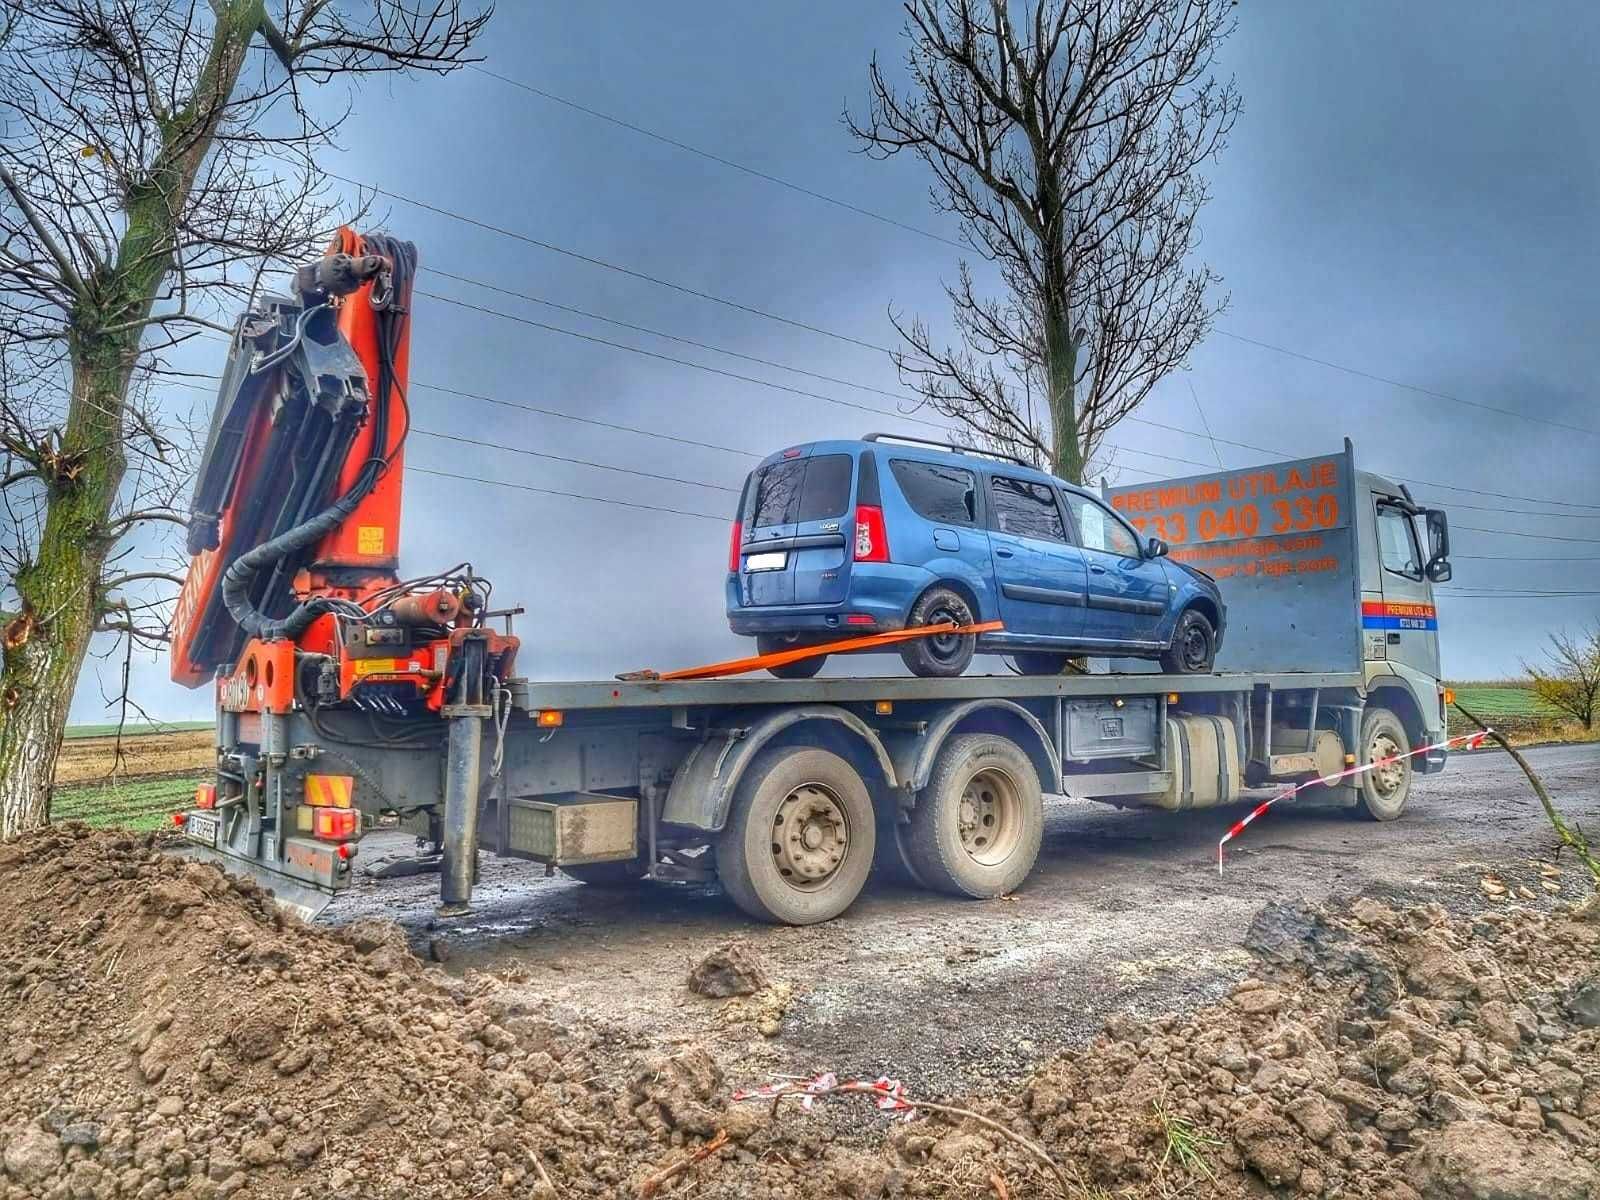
745;551;787;572
184;811;219;847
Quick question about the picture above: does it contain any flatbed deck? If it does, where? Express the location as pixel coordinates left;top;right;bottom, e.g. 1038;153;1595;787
510;669;1365;712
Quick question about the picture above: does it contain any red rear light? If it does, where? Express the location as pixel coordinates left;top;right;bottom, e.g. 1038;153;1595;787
313;807;359;842
171;812;186;828
854;505;890;563
728;521;742;572
845;614;876;626
195;783;217;810
336;842;357;861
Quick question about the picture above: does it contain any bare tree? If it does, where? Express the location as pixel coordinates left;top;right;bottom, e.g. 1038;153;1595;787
0;0;490;839
1525;623;1600;731
849;0;1240;480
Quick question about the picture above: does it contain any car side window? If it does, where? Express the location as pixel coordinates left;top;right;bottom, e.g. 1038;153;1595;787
1376;503;1423;579
890;459;977;526
989;475;1067;541
1062;492;1140;558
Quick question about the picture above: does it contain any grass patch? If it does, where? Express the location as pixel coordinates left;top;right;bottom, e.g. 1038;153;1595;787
1448;683;1563;720
1153;1096;1222;1184
64;720;211;740
53;775;200;831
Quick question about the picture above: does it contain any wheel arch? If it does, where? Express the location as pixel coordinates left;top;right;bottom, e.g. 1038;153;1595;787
888;699;1061;798
662;705;896;833
1367;683;1425;749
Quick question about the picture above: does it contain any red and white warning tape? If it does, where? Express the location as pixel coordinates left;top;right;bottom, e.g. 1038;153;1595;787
732;1072;917;1120
1218;727;1492;871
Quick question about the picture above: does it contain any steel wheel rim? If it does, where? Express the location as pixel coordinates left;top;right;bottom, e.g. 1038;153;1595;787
957;766;1023;867
770;783;850;890
1181;620;1209;669
924;603;967;661
1368;730;1406;798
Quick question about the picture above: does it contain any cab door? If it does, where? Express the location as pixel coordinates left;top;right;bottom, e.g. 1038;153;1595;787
984;474;1088;639
1369;497;1441;678
1059;490;1171;646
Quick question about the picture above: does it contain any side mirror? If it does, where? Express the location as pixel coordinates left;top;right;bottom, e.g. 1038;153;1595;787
1145;537;1169;559
1423;508;1451;581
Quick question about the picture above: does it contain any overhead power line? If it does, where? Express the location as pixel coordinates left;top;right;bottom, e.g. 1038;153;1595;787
412;466;726;523
411;428;738;491
1216;330;1599;439
1455;524;1600;545
470;65;966;251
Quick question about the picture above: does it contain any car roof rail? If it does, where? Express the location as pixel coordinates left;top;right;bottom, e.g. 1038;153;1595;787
862;432;1035;469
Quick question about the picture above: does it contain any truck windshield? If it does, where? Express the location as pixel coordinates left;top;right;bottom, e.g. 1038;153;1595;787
748;455;852;526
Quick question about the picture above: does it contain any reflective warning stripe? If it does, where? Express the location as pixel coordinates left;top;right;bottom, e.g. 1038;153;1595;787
304;774;354;808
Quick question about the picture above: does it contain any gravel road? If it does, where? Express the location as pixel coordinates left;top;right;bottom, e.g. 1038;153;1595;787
337;741;1600;1092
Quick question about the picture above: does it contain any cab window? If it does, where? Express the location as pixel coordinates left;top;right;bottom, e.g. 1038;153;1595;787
1062;492;1140;558
1376;503;1423;579
989;476;1067;541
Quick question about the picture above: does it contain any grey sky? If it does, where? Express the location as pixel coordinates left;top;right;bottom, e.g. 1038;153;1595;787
75;2;1600;721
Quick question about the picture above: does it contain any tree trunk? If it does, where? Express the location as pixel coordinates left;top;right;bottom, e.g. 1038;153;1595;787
0;3;260;839
1043;288;1083;484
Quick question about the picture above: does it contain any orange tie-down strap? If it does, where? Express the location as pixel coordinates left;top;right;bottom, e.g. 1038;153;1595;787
618;621;1003;682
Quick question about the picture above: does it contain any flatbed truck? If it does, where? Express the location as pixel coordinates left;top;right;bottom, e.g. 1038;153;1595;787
168;235;1456;924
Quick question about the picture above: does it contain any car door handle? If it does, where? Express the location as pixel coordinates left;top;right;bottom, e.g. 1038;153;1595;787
1089;564;1107;574
995;547;1014;558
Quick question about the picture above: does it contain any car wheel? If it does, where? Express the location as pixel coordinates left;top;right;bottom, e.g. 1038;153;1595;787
1355;706;1412;821
904;733;1043;898
899;586;977;678
1159;608;1216;674
1012;651;1069;676
757;634;827;679
715;746;875;924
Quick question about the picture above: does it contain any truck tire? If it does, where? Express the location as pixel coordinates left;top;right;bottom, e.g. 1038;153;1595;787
561;860;648;887
904;733;1043;898
1012;651;1068;676
1356;706;1412;821
715;746;876;924
1159;608;1216;674
899;586;977;678
757;635;826;679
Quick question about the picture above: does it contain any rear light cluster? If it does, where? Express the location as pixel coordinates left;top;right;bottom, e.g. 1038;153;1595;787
312;807;358;842
728;520;742;572
854;505;889;563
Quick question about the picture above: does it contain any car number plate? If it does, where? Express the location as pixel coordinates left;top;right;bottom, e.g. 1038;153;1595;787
745;551;787;572
184;811;219;848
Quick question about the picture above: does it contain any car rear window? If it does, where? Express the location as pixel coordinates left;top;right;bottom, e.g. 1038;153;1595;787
890;459;977;526
989;475;1067;541
748;454;852;526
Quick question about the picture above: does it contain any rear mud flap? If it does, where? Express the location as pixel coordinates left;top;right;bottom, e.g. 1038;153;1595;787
168;843;336;921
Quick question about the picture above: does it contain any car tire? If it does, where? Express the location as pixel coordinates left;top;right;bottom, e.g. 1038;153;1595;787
904;733;1043;898
899;586;977;678
1159;608;1216;674
1355;706;1412;821
757;635;827;679
715;746;876;924
1012;651;1069;676
560;860;648;887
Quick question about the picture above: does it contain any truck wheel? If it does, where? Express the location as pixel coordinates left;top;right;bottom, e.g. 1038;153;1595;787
561;860;648;887
1356;706;1412;821
1012;651;1068;676
1159;608;1216;674
904;733;1043;898
757;635;826;679
715;746;875;924
899;586;976;678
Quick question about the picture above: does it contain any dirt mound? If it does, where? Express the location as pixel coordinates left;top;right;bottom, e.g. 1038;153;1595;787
1;826;1596;1200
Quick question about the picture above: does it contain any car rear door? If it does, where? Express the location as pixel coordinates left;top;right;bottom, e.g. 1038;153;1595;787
985;473;1088;638
1059;490;1170;644
737;452;855;607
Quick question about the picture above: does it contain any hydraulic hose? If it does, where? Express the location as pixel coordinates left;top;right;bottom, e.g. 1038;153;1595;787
222;235;417;643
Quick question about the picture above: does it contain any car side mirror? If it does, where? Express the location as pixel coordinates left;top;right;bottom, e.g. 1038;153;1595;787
1145;537;1169;559
1426;558;1452;583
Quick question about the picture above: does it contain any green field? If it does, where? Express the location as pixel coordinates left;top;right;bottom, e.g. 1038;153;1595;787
53;776;196;831
63;720;211;740
1449;683;1564;720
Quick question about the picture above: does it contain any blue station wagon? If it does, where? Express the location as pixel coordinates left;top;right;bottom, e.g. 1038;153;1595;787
726;435;1226;679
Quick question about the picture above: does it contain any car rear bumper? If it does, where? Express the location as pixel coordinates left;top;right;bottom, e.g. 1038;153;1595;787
726;564;931;636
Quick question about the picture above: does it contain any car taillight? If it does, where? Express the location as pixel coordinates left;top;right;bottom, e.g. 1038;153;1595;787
312;807;359;842
854;505;889;563
728;520;742;572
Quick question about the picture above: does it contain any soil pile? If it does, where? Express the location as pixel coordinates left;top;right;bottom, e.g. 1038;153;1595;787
1;824;1597;1200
